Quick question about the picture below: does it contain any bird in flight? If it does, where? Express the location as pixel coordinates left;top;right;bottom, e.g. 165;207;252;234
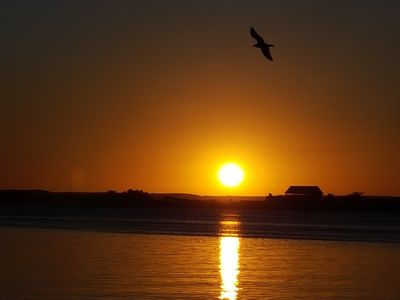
250;27;274;61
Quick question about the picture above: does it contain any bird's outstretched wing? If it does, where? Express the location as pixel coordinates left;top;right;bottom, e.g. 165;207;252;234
261;47;273;61
250;27;264;43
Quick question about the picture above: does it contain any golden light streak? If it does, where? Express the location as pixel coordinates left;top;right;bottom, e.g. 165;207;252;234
219;219;240;300
219;237;240;300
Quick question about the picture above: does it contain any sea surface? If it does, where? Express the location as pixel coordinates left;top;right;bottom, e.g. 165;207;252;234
1;207;400;299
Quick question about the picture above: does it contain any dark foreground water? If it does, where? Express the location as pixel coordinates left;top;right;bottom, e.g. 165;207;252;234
1;207;400;299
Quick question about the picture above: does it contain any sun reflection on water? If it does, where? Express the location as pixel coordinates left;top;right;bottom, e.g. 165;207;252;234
219;219;240;300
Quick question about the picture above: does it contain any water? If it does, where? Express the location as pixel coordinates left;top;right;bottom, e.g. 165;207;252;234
1;206;400;243
1;209;400;299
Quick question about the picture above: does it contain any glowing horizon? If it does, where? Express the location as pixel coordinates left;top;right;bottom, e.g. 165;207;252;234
1;2;399;196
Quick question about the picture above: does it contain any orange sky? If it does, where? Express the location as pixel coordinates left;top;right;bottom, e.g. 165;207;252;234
1;1;399;195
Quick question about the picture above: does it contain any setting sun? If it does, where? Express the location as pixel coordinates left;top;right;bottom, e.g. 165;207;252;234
218;163;245;188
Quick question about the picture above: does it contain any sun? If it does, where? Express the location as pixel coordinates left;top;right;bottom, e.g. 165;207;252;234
218;163;245;188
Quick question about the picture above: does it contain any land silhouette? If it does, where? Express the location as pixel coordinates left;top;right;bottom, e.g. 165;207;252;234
1;189;399;212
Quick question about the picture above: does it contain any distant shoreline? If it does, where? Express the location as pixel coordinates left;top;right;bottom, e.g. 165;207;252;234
1;189;400;212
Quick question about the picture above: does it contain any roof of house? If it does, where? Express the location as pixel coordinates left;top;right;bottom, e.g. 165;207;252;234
285;186;323;195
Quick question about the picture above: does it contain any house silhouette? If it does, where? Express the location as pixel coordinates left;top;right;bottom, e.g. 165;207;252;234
285;186;323;197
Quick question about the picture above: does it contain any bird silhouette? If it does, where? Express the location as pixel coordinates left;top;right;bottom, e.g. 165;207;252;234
250;27;274;61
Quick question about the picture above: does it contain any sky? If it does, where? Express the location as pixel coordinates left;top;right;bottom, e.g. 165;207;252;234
1;0;399;196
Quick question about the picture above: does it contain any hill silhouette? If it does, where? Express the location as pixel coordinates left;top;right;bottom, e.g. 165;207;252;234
0;189;399;212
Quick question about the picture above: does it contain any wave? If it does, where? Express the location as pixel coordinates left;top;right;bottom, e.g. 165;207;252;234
1;208;399;243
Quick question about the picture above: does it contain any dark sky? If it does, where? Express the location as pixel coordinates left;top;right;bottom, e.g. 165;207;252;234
1;1;399;195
